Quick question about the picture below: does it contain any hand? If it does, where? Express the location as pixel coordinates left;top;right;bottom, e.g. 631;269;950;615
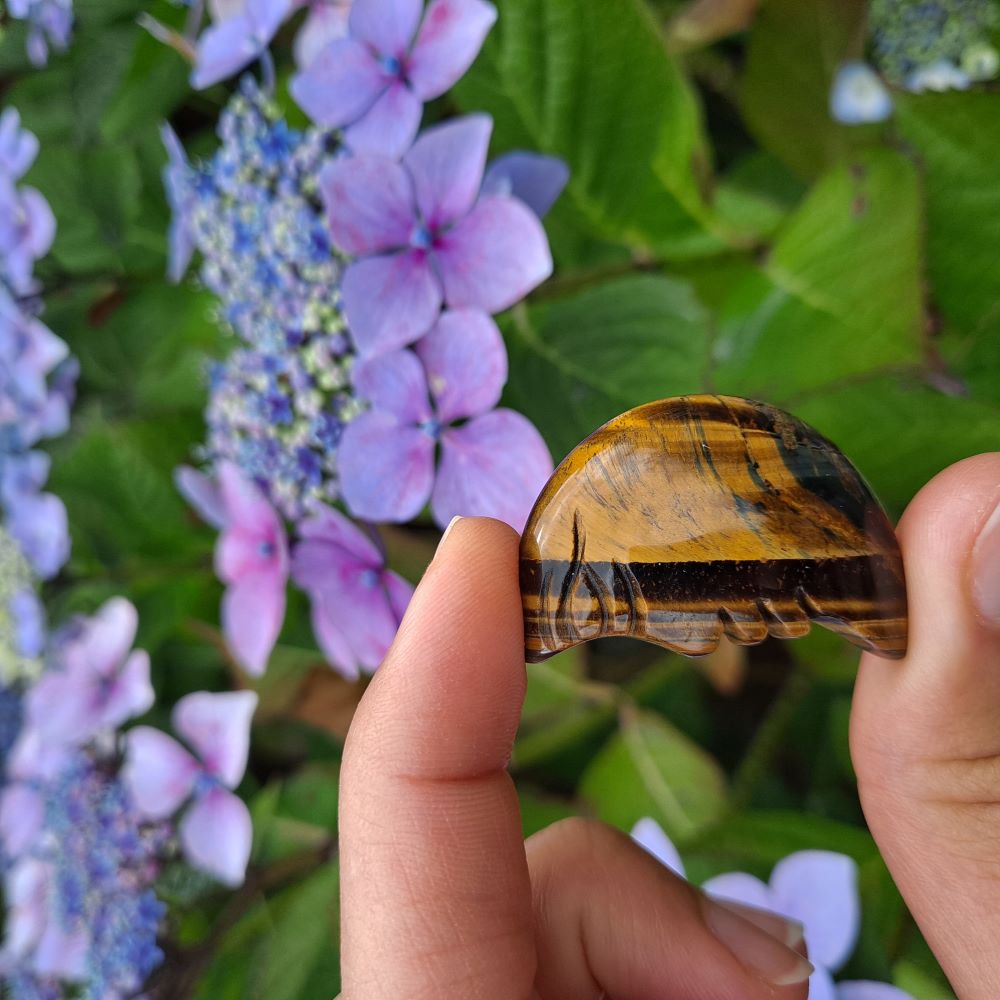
337;517;813;1000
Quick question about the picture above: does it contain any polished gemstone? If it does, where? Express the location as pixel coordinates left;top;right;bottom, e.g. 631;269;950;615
520;395;907;663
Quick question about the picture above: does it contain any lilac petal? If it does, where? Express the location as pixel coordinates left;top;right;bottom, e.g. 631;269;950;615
66;596;138;677
1;860;48;961
191;15;259;90
809;967;838;1000
32;918;89;979
837;983;914;1000
435;194;553;312
702;872;773;911
307;593;361;680
291;37;387;129
222;568;286;676
770;850;859;972
296;504;383;567
6;490;69;580
7;728;71;783
217;460;281;540
175;465;227;530
404;114;491;230
124;727;200;819
319;155;414;256
100;650;155;729
173;690;258;788
294;1;351;69
20;188;55;259
0;786;44;857
482;152;570;218
312;578;398;674
416;309;506;423
348;0;422;57
209;0;244;18
180;786;253;887
0;108;39;179
338;411;436;522
9;588;45;658
408;0;498;100
434;409;553;532
384;570;414;624
247;0;295;39
343;80;424;160
24;667;98;746
630;817;686;878
352;348;432;424
342;251;442;358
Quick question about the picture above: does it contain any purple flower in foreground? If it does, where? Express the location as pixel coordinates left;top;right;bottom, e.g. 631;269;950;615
161;124;196;283
482;152;570;219
294;0;353;68
192;0;296;89
292;0;496;157
0;109;40;182
24;598;153;748
124;690;258;887
291;505;412;680
631;818;915;1000
338;308;552;530
322;115;552;357
0;176;56;294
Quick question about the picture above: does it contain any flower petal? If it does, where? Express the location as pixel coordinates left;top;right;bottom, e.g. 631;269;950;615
311;573;399;674
434;409;552;531
384;570;414;623
100;650;155;730
807;966;838;1000
770;850;859;972
837;983;914;1000
630;817;685;878
192;15;259;90
173;690;259;788
829;62;893;125
0;785;44;858
221;569;287;676
353;347;433;424
180;787;253;887
247;0;294;40
217;460;281;538
306;592;361;680
342;251;442;358
702;872;772;911
338;411;435;523
175;465;227;530
416;308;506;423
32;918;89;980
6;490;69;580
295;504;383;566
404;114;491;229
435;194;553;312
343;80;424;160
348;0;422;57
124;727;200;819
291;37;386;127
408;0;497;100
320;154;415;256
482;152;570;218
66;596;138;678
294;0;351;69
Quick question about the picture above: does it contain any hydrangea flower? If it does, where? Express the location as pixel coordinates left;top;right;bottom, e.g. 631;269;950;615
631;818;915;1000
482;152;571;220
322;114;553;357
124;690;258;887
6;0;74;67
338;308;553;530
161;124;196;283
904;58;970;92
292;0;497;157
192;0;296;89
291;505;412;679
829;63;894;125
1;452;71;581
294;0;354;68
0;174;56;294
0;109;40;182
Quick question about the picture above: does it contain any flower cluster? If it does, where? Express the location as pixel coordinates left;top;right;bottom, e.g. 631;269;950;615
165;0;566;680
6;0;73;66
632;818;915;1000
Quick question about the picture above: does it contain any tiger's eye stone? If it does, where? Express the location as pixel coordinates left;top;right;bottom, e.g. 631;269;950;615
520;395;907;663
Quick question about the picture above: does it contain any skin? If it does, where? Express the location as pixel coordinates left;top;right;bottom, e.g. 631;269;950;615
338;453;1000;999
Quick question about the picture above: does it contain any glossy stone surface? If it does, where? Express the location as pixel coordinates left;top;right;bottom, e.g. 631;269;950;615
520;395;907;663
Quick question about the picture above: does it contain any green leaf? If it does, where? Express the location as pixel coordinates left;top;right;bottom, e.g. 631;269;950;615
579;708;728;842
518;787;577;838
455;0;724;256
740;0;868;178
893;959;956;999
504;274;711;460
712;149;924;399
896;91;1000;337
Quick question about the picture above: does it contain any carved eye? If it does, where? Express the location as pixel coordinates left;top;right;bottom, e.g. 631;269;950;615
520;395;907;663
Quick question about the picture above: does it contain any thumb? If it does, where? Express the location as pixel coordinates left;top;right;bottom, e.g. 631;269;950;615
850;453;1000;999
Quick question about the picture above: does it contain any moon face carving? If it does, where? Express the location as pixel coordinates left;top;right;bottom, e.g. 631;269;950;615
519;395;908;663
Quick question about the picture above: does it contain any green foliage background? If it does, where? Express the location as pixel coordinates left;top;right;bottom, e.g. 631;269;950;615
3;0;998;994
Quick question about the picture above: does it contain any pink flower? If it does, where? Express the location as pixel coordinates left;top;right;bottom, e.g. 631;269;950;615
124;690;258;887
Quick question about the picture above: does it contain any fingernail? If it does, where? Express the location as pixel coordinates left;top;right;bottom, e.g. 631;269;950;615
710;898;805;950
701;894;814;987
972;500;1000;626
434;516;462;559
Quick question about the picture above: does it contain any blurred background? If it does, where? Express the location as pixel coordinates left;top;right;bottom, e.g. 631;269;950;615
1;0;998;996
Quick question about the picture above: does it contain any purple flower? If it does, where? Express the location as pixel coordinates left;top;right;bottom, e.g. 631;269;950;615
3;485;69;582
292;0;496;158
294;0;353;68
0;109;39;182
161;123;196;283
214;461;289;676
0;176;56;294
321;115;553;357
7;0;73;67
338;308;553;530
482;152;570;219
23;598;153;748
631;818;915;1000
291;505;413;679
124;690;258;887
192;0;296;90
